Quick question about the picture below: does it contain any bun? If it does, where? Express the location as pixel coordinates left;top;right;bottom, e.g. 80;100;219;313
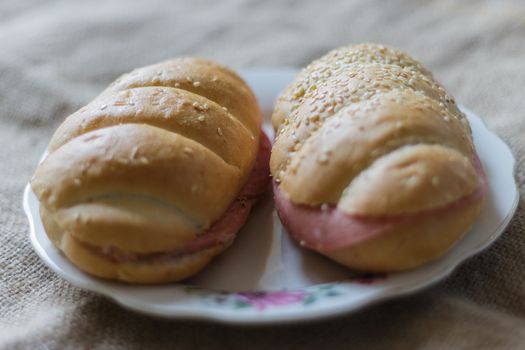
41;205;228;283
271;44;486;271
32;58;267;283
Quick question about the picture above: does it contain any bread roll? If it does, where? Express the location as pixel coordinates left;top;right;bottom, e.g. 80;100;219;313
271;44;486;271
31;58;270;283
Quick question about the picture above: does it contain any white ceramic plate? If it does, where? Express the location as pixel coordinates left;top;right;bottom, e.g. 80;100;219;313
23;68;519;325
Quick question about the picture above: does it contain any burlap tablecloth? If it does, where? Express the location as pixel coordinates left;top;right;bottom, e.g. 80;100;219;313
1;0;524;348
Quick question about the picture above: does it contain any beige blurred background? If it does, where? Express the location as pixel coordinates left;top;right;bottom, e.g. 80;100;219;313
1;0;524;348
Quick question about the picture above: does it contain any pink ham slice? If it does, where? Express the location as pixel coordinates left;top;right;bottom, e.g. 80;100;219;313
172;131;272;256
88;131;271;263
274;152;487;252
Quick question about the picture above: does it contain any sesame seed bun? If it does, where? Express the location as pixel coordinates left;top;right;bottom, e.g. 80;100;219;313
270;43;486;271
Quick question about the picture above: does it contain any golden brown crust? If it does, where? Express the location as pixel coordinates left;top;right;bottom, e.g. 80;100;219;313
42;202;229;283
271;44;477;216
34;124;240;229
325;197;485;272
338;144;478;215
101;57;261;136
31;58;262;282
272;43;433;130
49;87;256;172
58;226;228;284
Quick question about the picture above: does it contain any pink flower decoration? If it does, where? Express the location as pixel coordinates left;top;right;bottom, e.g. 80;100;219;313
237;291;305;311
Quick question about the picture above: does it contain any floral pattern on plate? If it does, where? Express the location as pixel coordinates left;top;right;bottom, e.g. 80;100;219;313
185;274;388;311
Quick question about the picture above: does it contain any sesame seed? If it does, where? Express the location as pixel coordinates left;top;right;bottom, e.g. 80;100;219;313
130;146;138;159
217;127;223;136
317;153;329;164
197;115;206;122
309;114;320;122
193;81;201;87
100;104;107;110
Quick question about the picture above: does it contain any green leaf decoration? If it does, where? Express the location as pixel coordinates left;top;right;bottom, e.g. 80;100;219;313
318;284;334;290
233;300;251;309
303;295;316;305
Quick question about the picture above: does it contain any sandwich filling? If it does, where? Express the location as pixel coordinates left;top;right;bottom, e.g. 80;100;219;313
274;152;487;252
